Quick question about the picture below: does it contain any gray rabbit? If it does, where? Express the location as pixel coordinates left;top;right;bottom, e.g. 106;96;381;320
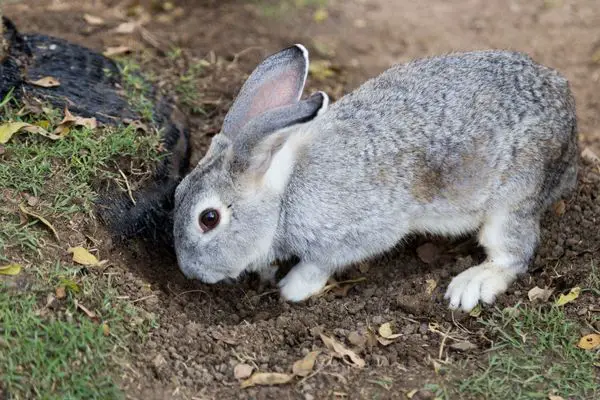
173;45;577;312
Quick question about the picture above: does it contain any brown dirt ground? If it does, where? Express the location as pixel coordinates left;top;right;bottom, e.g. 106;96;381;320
3;0;600;399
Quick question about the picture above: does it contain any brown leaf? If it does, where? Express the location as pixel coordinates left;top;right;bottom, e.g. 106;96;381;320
83;14;105;26
76;301;99;323
55;286;66;299
234;363;254;380
320;333;365;368
528;286;554;303
292;351;320;377
577;333;600;350
19;203;60;241
29;77;60;88
54;108;97;136
553;200;566;216
103;46;132;57
240;372;293;388
416;242;441;264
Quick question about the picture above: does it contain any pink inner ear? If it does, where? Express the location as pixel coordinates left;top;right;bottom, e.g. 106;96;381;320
246;71;299;120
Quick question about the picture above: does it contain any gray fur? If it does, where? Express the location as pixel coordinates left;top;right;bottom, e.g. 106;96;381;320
174;48;578;311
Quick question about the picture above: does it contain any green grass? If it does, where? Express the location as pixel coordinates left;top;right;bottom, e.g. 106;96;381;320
117;59;156;122
174;59;208;115
452;303;599;400
0;104;161;215
0;88;159;398
1;289;120;399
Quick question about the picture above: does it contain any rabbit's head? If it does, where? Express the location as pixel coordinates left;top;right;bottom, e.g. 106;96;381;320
173;44;328;283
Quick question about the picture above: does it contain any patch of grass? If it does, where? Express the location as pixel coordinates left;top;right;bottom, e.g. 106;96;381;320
174;60;208;115
117;59;156;122
454;304;599;400
0;86;159;398
0;289;121;399
0;122;161;217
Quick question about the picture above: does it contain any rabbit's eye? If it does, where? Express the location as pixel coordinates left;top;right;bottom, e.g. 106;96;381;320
199;209;220;232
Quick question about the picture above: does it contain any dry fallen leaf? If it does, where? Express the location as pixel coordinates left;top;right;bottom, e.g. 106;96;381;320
54;108;97;136
19;204;60;241
240;372;293;388
103;46;132;57
234;363;254;380
0;121;61;143
577;333;600;350
0;122;30;144
376;337;395;347
548;395;565;400
449;341;478;352
76;301;99;323
114;21;138;34
292;351;320;377
102;323;110;337
83;14;105;25
425;279;437;295
378;322;401;339
320;333;365;368
29;77;60;88
553;200;566;216
0;263;22;276
469;304;482;318
320;277;366;297
55;286;66;299
581;147;600;164
68;246;99;266
528;286;554;303
555;287;580;306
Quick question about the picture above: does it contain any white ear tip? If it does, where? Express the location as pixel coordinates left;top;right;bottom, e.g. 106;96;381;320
315;91;329;115
293;44;309;62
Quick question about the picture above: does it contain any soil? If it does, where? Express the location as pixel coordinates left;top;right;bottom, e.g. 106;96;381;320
3;0;600;399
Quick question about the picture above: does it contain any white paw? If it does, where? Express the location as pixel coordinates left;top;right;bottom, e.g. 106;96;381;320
278;263;329;302
444;263;517;312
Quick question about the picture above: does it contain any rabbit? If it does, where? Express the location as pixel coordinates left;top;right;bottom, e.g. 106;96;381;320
173;44;578;312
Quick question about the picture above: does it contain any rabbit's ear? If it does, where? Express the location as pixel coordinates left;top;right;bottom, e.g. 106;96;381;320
232;91;329;162
222;44;309;137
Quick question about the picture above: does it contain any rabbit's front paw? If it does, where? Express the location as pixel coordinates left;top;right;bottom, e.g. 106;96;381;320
278;262;329;302
444;262;517;312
